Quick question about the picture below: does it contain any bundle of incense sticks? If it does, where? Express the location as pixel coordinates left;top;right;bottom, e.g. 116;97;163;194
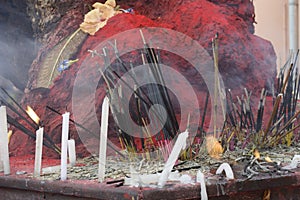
221;51;300;148
46;106;125;158
0;87;60;154
94;30;180;153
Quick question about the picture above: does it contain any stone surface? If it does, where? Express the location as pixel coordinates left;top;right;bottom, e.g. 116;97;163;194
0;168;300;199
10;0;277;157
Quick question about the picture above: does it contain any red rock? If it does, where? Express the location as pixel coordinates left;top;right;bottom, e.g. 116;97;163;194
12;0;276;157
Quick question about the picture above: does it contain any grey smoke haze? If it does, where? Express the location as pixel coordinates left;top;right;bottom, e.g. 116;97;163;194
0;1;38;101
0;23;36;88
0;75;23;102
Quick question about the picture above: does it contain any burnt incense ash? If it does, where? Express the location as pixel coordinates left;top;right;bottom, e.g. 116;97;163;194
236;150;291;180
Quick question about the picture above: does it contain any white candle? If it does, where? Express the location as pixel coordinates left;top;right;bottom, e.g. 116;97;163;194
68;139;76;166
196;171;208;200
61;112;70;181
283;155;300;170
34;127;44;177
216;163;234;179
0;106;10;175
158;130;189;188
98;96;109;182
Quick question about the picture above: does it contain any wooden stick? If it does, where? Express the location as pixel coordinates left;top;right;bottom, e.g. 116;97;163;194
263;94;283;142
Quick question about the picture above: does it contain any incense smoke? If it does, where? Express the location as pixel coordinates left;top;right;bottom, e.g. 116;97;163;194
0;1;38;102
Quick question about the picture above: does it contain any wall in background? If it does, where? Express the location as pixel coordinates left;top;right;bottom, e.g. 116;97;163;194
254;0;294;71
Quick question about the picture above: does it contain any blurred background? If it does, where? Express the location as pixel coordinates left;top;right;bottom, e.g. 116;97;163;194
254;0;299;68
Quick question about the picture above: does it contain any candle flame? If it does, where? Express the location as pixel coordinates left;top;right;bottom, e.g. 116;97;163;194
8;130;12;144
26;106;40;124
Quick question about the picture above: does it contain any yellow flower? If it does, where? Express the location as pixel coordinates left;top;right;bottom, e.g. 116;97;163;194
206;136;223;159
104;0;116;8
80;0;119;35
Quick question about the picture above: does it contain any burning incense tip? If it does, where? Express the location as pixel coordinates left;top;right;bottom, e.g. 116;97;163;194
26;106;40;125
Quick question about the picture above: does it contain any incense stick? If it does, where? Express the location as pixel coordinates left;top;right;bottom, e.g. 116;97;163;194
0;88;60;154
46;106;125;158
